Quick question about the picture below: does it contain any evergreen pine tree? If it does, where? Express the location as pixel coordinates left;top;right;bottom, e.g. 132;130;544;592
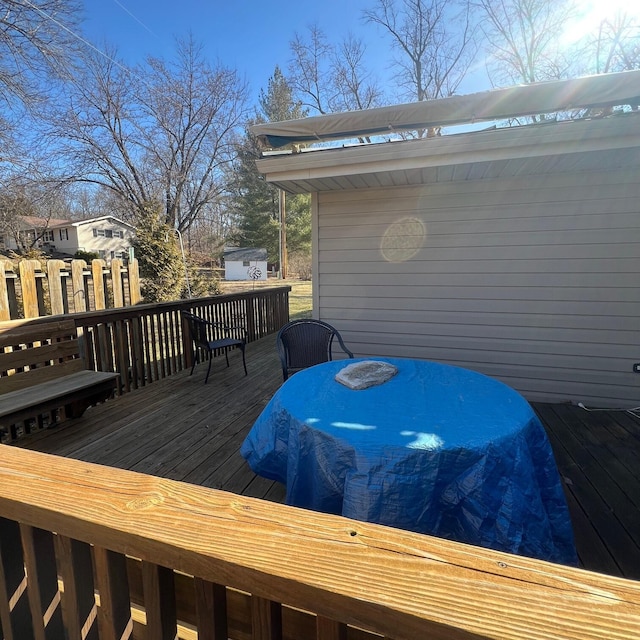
230;68;311;269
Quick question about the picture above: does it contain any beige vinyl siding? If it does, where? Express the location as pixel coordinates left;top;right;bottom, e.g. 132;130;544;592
315;168;640;408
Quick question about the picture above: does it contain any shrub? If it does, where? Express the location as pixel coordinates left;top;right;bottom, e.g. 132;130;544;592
132;204;185;302
74;249;100;262
288;251;312;280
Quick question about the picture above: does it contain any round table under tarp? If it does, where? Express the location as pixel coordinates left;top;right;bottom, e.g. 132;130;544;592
241;357;577;565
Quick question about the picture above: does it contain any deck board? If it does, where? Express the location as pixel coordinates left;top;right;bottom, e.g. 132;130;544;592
13;335;640;582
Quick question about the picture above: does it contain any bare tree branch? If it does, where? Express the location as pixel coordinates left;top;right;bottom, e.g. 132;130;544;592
47;36;249;233
0;0;81;109
472;0;577;85
364;0;477;104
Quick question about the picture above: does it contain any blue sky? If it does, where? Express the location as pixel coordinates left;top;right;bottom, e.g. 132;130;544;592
82;0;379;104
80;1;631;110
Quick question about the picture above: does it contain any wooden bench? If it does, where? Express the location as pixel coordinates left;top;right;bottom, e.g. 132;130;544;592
0;318;119;442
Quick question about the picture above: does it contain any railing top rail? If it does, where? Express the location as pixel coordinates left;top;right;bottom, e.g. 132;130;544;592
68;287;293;323
1;445;638;640
0;287;292;328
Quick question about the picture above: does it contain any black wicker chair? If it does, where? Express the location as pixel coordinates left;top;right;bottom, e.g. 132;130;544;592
276;319;354;381
182;311;247;383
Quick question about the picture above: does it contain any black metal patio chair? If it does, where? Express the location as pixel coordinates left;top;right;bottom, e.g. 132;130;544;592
182;310;247;383
276;318;354;381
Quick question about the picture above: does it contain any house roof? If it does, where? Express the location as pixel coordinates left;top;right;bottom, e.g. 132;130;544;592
251;69;640;149
19;215;135;231
252;71;640;195
58;216;135;230
223;247;268;261
19;216;72;229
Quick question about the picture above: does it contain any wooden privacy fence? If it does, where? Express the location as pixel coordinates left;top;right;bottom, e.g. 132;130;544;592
1;445;639;640
0;258;141;321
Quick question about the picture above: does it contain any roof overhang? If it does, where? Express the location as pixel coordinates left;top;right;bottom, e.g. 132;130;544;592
255;111;640;195
257;112;640;193
252;70;640;195
251;70;640;149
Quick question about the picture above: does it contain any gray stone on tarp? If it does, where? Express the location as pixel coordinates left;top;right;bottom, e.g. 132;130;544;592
335;360;398;390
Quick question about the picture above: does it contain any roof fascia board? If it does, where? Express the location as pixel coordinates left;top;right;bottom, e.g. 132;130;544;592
256;115;639;184
70;216;135;229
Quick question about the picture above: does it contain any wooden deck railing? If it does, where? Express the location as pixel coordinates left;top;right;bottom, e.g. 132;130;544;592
1;446;639;640
14;287;290;395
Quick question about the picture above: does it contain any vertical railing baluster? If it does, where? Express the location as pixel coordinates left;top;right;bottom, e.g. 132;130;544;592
20;525;65;640
317;616;348;640
251;596;282;640
93;547;133;640
150;313;160;381
0;518;34;640
115;318;131;393
54;535;98;640
194;578;228;640
141;562;177;640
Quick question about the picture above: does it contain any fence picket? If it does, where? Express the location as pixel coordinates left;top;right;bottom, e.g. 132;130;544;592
18;260;41;318
0;261;12;321
70;260;87;313
48;260;67;316
111;259;124;307
91;259;106;311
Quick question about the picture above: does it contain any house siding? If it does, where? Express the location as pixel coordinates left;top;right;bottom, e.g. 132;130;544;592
76;220;134;260
315;168;640;408
225;260;268;281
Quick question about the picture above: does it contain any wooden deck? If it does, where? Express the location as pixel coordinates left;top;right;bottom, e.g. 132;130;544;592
15;335;640;582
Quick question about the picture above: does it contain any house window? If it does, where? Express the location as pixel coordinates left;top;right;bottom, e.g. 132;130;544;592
105;229;113;238
98;250;106;259
59;229;69;241
43;230;54;242
93;228;106;237
114;230;124;239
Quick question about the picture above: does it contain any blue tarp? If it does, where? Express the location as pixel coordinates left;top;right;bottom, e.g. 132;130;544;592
241;358;577;565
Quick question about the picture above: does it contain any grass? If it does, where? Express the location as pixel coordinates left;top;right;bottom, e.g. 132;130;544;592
219;278;312;320
288;281;312;319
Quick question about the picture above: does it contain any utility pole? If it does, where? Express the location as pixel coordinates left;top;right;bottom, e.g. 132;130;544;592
279;189;287;279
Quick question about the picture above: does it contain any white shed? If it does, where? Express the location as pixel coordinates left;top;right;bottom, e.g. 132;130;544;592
223;247;268;281
252;71;640;409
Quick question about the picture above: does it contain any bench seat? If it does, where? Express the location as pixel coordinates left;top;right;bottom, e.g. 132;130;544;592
0;370;119;425
1;318;120;442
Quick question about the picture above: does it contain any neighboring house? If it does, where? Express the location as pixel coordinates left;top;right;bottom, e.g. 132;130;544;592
251;70;640;409
1;215;135;262
223;247;268;281
0;216;70;253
